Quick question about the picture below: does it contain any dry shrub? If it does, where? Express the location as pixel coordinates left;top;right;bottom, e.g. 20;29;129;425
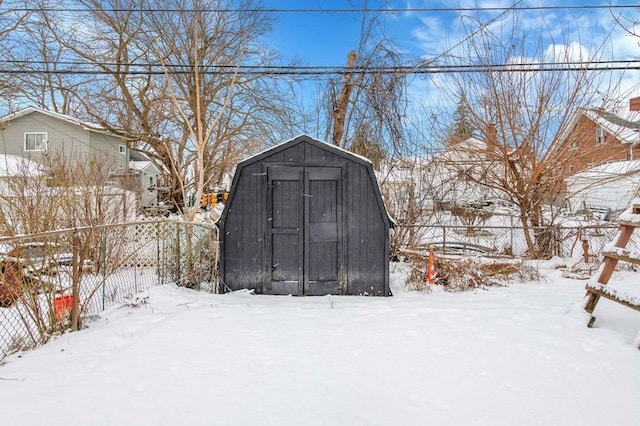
407;256;540;292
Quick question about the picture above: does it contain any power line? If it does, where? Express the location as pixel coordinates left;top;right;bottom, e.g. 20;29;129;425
2;60;640;76
2;5;639;14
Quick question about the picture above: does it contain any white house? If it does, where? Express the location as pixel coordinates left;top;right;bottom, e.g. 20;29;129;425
377;136;502;224
566;160;640;219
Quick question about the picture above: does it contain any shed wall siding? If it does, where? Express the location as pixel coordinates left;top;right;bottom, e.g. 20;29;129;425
345;161;387;295
223;162;268;291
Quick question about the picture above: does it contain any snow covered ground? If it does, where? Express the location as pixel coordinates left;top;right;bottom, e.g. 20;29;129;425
1;260;639;426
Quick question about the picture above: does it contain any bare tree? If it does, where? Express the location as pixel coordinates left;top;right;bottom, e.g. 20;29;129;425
435;12;615;257
31;0;294;214
322;2;408;162
0;1;34;106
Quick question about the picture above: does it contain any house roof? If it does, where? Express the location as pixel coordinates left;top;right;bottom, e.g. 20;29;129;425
559;107;640;146
129;160;160;173
567;159;640;181
0;106;112;136
583;108;640;144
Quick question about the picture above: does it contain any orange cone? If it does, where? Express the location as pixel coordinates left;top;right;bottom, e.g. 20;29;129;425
426;246;436;284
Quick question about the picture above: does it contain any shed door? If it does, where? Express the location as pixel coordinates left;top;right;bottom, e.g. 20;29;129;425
267;166;343;295
267;167;304;295
304;167;342;295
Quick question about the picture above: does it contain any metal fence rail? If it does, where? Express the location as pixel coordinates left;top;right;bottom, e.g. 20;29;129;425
0;220;218;360
402;224;628;259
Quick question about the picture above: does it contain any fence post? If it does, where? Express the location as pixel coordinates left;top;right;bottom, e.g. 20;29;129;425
510;216;514;255
156;222;161;285
71;232;81;332
442;225;447;252
134;226;138;293
176;222;182;285
101;229;107;311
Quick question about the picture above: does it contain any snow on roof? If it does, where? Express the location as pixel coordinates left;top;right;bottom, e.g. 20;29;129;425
0;106;111;135
0;154;42;177
129;160;154;172
582;108;640;144
567;160;640;182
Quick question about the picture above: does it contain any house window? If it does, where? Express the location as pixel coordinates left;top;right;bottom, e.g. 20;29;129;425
24;132;47;151
595;128;605;144
569;165;574;174
570;139;578;150
119;145;126;155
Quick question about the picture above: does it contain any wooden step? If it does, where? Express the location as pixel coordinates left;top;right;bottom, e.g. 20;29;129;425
601;249;640;265
618;220;640;228
585;282;640;313
617;203;640;225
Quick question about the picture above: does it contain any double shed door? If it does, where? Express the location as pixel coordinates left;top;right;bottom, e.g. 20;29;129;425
267;166;344;295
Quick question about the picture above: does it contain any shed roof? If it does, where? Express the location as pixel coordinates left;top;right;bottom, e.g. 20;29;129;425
237;134;374;167
224;134;393;226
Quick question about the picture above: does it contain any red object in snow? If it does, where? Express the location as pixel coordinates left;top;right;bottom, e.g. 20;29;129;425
54;295;75;319
426;246;436;284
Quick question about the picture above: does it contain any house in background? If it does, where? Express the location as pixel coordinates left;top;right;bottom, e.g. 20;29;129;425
126;150;162;207
0;106;127;171
554;107;640;184
565;160;640;220
378;135;502;224
426;136;501;208
0;106;159;208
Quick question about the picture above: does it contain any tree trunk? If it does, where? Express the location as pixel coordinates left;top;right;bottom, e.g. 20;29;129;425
332;50;358;147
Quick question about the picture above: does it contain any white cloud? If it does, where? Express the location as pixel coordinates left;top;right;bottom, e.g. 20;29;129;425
543;42;590;62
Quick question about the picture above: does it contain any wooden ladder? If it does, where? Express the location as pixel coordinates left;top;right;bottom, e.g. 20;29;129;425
584;203;640;334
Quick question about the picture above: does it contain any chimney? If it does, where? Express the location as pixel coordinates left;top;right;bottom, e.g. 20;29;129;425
486;123;498;147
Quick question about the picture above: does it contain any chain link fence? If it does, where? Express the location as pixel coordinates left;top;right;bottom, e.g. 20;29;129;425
2;220;631;359
0;220;218;360
396;224;632;260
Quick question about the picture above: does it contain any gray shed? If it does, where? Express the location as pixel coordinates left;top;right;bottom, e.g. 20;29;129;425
218;135;392;296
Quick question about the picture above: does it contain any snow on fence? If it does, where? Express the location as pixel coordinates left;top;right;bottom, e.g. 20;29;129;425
0;220;218;360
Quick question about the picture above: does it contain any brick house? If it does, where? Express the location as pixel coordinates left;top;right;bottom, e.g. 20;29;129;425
554;107;640;182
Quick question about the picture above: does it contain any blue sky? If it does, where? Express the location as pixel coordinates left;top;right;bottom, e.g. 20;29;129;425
259;0;640;132
264;1;640;64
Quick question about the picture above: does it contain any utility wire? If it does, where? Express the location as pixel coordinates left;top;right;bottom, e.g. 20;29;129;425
4;59;638;69
1;5;639;13
3;60;640;76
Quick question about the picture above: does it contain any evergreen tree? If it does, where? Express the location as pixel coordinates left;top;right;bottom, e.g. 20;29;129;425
446;93;475;146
